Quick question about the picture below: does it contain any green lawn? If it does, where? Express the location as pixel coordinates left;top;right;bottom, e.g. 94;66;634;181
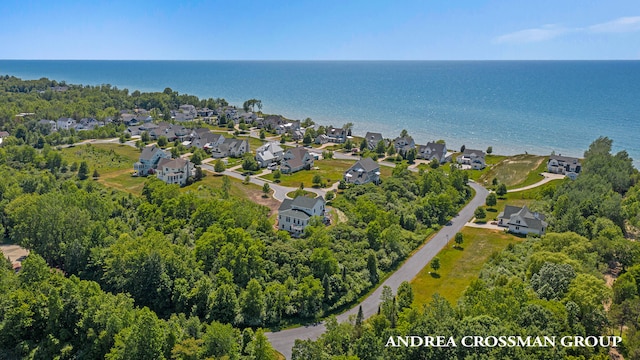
478;154;547;188
259;158;358;187
411;227;523;306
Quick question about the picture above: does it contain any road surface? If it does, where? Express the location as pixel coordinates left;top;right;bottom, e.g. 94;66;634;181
266;181;489;359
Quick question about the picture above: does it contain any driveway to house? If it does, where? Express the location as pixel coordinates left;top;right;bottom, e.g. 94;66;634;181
508;172;565;192
266;181;489;359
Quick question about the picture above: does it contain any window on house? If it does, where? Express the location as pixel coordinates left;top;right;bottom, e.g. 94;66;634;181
516;226;520;230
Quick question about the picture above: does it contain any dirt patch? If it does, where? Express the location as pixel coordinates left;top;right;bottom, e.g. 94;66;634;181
246;188;282;215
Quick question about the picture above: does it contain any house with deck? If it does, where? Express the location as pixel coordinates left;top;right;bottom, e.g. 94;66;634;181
498;205;547;236
326;127;347;143
278;196;326;236
134;144;171;176
156;157;194;186
344;157;381;185
393;136;415;155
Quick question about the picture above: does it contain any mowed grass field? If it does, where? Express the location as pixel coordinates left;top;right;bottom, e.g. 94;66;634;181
259;158;358;187
478;154;548;189
411;227;523;306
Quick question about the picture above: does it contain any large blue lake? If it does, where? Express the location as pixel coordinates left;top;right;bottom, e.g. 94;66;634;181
1;60;639;163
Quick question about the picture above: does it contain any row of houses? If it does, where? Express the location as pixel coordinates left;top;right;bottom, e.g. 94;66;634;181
38;117;110;132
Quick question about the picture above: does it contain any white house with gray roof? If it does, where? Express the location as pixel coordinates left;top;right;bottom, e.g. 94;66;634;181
156;157;194;186
547;155;581;180
457;148;486;169
256;142;284;167
417;142;448;163
344;157;380;185
498;205;547;236
278;196;326;236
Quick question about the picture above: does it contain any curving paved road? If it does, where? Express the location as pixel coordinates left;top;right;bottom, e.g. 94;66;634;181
508;172;565;192
266;181;489;359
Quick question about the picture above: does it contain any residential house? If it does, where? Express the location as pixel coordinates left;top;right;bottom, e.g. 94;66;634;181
315;134;330;145
278;196;326;236
457;148;486;169
394;136;415;155
326;126;347;143
56;117;77;131
547;155;581;180
197;108;216;117
76;117;104;131
344;157;381;185
189;128;225;150
38;119;57;133
256;142;284;167
281;147;314;174
417;142;448;163
133;144;171;176
156;157;194;186
497;205;547;236
211;138;249;158
258;115;285;130
365;132;385;150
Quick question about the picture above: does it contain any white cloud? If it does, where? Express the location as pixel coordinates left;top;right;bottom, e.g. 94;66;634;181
588;16;640;33
495;16;640;44
494;24;572;44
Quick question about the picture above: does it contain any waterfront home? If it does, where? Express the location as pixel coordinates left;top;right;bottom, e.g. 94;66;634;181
547;155;581;180
256;142;284;167
365;132;385;150
393;136;416;155
344;157;381;185
258;115;286;130
278;196;326;236
457;148;486;169
156;157;194;186
133;144;171;176
497;205;547;236
417;142;448;163
326;126;347;143
315;134;330;145
281;147;314;174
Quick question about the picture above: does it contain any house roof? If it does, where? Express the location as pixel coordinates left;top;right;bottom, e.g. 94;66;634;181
549;155;581;165
279;195;324;212
365;132;383;143
158;157;190;170
349;157;380;173
462;148;485;158
140;144;164;161
500;205;547;231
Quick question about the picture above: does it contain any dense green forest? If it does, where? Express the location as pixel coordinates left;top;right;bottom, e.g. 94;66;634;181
291;137;640;360
0;76;472;358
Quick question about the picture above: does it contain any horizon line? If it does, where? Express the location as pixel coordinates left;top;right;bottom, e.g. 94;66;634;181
1;59;639;62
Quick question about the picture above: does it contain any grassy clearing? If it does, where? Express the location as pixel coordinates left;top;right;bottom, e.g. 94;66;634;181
481;179;563;221
411;227;523;306
98;170;147;195
57;143;140;173
478;154;547;188
259;158;357;187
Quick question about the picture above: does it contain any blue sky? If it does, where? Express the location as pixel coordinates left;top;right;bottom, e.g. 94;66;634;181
1;0;639;60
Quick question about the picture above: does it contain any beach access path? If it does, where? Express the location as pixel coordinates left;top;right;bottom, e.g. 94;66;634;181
266;181;489;359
